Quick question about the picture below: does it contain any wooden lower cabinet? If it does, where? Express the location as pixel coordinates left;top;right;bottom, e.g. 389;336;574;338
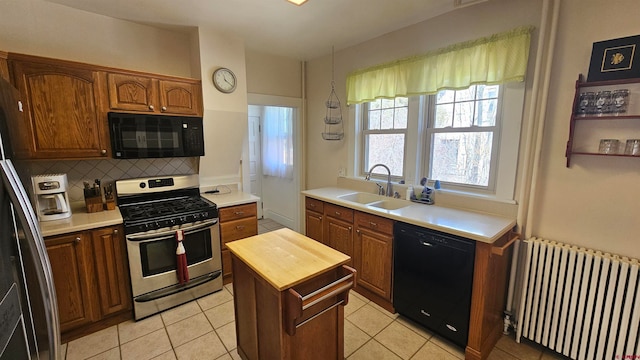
45;231;96;333
45;225;131;341
354;212;393;302
323;203;354;266
304;198;324;244
219;202;258;284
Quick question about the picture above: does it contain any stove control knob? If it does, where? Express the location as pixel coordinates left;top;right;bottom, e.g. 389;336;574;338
169;219;176;225
139;182;146;189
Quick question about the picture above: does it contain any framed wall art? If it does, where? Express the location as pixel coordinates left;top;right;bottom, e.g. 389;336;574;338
587;35;640;82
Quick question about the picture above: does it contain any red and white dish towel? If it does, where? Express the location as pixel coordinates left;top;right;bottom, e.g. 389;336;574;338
176;230;189;284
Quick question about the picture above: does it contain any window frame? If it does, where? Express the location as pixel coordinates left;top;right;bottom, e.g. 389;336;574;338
424;85;504;194
360;98;409;182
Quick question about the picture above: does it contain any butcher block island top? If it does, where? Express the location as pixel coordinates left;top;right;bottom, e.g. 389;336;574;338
225;228;351;291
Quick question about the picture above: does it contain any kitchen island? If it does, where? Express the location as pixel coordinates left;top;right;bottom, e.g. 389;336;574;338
226;228;355;360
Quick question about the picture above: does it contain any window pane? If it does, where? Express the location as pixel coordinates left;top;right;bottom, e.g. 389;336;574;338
430;132;493;186
476;85;499;100
453;101;474;127
436;90;455;104
395;107;408;128
455;86;476;101
366;133;405;177
369;99;382;110
474;99;497;126
381;98;395;109
381;109;394;129
396;97;409;106
435;103;453;128
368;110;381;130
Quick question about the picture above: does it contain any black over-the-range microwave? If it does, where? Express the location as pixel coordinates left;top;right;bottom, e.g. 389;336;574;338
108;112;205;159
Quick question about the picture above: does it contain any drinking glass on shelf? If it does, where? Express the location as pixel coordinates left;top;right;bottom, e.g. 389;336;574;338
598;139;619;154
612;89;629;115
595;91;612;115
577;92;594;116
624;139;640;156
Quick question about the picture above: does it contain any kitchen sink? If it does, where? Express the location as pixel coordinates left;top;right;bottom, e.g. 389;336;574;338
367;199;409;211
337;192;383;204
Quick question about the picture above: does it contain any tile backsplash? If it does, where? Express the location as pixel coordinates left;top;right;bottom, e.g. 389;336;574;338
22;157;199;203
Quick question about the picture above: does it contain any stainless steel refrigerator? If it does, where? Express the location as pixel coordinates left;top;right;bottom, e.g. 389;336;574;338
0;76;60;359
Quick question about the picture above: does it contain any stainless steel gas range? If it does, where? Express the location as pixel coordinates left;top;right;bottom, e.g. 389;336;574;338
116;175;222;320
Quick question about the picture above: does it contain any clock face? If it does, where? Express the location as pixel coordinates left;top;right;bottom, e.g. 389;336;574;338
213;68;237;93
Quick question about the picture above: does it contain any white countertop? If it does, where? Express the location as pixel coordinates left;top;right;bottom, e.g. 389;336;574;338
302;187;516;244
201;190;260;208
38;202;124;238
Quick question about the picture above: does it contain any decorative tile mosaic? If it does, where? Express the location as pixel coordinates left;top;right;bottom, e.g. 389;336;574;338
22;157;199;203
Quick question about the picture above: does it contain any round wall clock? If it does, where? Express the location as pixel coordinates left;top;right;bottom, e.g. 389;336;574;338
212;67;237;93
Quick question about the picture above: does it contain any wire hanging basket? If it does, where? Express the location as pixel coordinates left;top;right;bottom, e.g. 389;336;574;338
322;47;344;141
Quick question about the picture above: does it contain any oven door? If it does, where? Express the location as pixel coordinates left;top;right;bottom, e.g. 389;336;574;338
126;219;221;297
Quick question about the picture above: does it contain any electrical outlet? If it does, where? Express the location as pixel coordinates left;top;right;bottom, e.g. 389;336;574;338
338;167;346;177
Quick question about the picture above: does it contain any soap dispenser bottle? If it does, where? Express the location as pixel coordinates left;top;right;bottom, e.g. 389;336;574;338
406;186;414;200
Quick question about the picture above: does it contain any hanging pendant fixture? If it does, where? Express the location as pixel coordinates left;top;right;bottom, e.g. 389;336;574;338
322;46;344;141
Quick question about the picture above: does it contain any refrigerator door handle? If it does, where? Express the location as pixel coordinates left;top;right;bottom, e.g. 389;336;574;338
1;159;60;360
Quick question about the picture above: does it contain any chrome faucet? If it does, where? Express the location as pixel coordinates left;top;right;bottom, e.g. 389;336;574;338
365;163;392;197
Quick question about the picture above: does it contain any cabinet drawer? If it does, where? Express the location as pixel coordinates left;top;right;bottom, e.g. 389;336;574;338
324;203;354;223
219;203;257;222
221;217;258;247
305;197;324;213
355;212;393;235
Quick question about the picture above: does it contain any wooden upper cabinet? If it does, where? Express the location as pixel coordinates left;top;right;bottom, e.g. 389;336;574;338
159;79;202;115
9;59;109;159
107;72;202;116
0;51;9;82
106;73;157;113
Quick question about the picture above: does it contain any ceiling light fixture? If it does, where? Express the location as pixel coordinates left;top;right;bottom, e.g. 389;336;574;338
287;0;308;5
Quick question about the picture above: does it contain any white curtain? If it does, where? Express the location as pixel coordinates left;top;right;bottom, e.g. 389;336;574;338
262;106;293;179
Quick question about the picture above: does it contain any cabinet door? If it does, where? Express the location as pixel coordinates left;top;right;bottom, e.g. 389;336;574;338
11;60;108;159
91;226;131;317
354;224;393;301
106;73;158;113
159;79;202;116
45;232;97;332
0;52;9;82
305;210;324;244
324;217;353;265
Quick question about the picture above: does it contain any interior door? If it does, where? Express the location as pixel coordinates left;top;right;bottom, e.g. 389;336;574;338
247;113;263;219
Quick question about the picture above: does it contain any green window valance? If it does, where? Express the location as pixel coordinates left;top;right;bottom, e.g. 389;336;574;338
346;26;534;105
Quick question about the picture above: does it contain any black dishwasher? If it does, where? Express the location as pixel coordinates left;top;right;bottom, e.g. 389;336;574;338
393;222;475;347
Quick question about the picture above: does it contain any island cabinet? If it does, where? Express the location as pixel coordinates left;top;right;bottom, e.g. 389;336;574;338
106;72;203;116
354;212;393;304
9;56;109;159
304;197;324;244
227;228;354;360
45;224;132;343
219;203;258;284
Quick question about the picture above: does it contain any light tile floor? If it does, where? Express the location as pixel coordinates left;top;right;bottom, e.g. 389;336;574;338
60;219;567;360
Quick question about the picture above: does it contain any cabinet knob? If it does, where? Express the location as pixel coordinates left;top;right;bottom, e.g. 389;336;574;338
74;237;81;244
161;106;167;112
234;211;245;216
348;226;352;231
101;149;107;155
356;229;360;234
236;225;245;230
148;105;155;111
369;222;377;227
113;229;119;235
335;211;341;216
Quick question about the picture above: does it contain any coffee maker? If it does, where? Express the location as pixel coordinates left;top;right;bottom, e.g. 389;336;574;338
31;174;72;221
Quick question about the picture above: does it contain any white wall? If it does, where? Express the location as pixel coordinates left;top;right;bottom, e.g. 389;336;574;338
530;0;640;259
195;27;249;189
0;0;193;77
245;49;302;98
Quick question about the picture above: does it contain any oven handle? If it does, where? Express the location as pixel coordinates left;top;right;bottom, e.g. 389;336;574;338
126;219;218;242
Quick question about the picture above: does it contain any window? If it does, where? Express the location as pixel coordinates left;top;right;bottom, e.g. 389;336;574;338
427;85;500;189
355;82;523;200
362;98;408;179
